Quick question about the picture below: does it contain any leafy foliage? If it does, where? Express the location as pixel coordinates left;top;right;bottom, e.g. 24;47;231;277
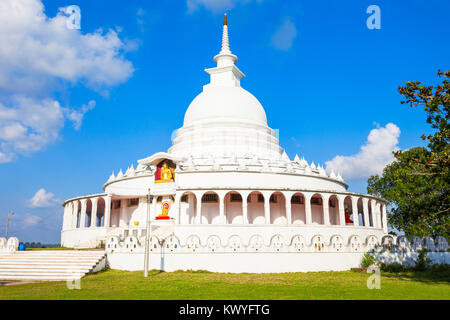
368;70;450;238
360;252;377;268
415;249;431;271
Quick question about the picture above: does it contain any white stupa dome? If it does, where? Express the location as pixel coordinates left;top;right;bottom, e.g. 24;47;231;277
168;15;283;160
183;86;268;126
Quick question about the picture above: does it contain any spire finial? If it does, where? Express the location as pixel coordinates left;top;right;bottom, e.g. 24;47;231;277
209;13;242;84
219;14;231;56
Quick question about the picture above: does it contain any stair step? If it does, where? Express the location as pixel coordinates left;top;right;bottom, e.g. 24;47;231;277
0;258;101;262
0;271;87;278
0;267;92;272
0;251;105;281
0;275;84;281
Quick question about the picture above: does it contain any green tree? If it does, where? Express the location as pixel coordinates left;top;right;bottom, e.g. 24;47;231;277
367;70;450;239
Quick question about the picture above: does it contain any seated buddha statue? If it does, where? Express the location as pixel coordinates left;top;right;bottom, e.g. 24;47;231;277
160;163;174;182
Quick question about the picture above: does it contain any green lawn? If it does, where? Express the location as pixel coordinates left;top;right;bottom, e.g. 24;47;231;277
0;269;449;300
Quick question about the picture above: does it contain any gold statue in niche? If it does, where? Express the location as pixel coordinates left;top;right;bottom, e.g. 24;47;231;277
157;162;175;183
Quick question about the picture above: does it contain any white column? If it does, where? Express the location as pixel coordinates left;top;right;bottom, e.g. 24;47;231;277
173;193;181;224
284;192;293;225
362;198;369;228
218;192;225;224
80;199;87;228
338;195;345;226
382;204;388;233
352;197;359;227
377;203;382;229
371;200;377;228
304;193;312;225
195;192;203;224
219;195;225;217
72;201;79;228
242;201;248;225
241;191;250;225
62;204;68;230
322;193;331;225
104;196;111;228
151;196;157;220
90;197;98;228
286;201;292;225
264;193;270;224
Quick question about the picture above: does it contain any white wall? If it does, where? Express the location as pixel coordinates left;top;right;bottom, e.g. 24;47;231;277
108;252;366;273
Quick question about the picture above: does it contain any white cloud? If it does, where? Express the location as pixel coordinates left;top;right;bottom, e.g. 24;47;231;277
137;7;146;26
21;213;43;229
187;0;262;14
65;100;96;130
271;18;297;51
325;123;401;180
28;188;60;208
0;0;135;163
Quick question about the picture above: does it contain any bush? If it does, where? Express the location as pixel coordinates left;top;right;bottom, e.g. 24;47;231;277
415;249;431;271
380;263;408;273
360;252;377;268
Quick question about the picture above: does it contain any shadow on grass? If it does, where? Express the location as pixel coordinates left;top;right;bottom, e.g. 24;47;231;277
381;266;450;285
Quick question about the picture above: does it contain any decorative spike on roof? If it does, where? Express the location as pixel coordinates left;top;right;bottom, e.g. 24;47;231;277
294;154;300;162
319;166;327;176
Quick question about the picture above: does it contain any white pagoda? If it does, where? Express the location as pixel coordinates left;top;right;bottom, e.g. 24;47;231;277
61;15;388;272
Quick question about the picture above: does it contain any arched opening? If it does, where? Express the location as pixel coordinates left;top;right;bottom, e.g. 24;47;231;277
328;195;340;225
224;191;243;224
179;192;196;224
311;193;324;225
201;191;219;224
344;196;354;225
368;199;374;227
247;191;265;225
85;199;92;228
97;198;105;227
357;198;365;226
110;198;121;227
291;192;306;225
270;192;286;224
380;203;384;228
155;159;176;183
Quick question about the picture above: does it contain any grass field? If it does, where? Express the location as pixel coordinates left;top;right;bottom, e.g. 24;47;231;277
0;268;449;300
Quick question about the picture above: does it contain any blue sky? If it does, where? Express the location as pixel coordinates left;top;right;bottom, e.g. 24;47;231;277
0;0;448;243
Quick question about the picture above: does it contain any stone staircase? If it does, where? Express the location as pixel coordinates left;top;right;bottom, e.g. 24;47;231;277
0;250;107;282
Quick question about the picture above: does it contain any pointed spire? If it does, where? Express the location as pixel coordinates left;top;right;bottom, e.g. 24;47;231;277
214;13;237;66
219;13;231;55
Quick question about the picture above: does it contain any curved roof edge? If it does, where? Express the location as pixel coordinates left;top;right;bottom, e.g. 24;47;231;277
138;152;184;166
